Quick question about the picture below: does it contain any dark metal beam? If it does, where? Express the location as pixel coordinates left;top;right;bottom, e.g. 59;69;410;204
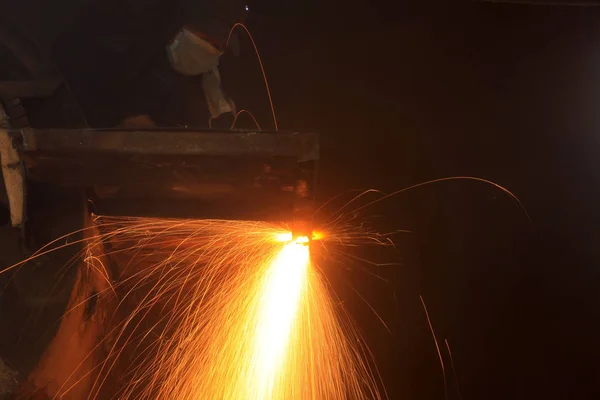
12;128;320;161
6;128;319;222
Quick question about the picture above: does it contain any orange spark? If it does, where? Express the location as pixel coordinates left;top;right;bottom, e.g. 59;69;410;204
2;176;530;399
246;239;309;399
24;217;384;399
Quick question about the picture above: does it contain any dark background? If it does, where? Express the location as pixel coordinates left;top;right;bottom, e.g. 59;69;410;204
2;0;600;398
235;1;600;399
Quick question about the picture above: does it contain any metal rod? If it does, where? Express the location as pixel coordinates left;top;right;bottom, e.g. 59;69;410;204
12;128;319;160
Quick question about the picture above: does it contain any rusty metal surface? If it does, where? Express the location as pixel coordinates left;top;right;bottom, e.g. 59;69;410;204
12;128;319;161
5;128;319;221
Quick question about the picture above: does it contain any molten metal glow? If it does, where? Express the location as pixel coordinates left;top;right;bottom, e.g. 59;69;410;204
2;179;527;399
250;240;309;399
27;217;384;399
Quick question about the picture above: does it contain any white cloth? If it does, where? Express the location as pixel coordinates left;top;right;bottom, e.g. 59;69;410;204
203;67;235;119
167;29;222;76
167;29;235;119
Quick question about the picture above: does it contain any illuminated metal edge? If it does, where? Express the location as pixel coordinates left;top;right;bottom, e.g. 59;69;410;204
7;128;319;222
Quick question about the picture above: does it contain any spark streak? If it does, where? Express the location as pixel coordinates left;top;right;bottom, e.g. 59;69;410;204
248;239;309;399
14;217;382;399
1;177;527;399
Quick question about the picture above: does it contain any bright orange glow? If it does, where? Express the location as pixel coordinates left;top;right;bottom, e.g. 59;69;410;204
274;231;293;242
275;231;323;244
249;240;309;399
29;217;381;399
311;231;325;241
2;178;528;399
295;235;310;244
4;217;382;399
